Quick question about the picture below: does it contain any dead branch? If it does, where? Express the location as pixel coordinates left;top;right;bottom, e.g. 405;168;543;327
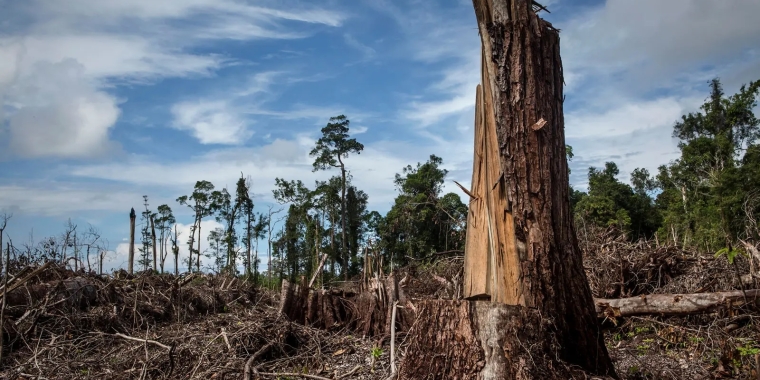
95;332;172;351
243;341;275;380
258;364;360;380
0;261;54;300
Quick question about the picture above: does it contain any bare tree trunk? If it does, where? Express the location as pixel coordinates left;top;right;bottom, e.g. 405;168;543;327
150;215;157;272
173;225;179;276
128;208;136;274
339;161;348;281
246;212;252;278
454;0;615;377
196;216;202;272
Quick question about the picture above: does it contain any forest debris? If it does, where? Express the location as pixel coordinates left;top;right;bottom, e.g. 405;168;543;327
595;289;760;318
0;261;54;300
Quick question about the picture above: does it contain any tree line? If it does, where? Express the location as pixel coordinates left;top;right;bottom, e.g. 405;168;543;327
118;115;468;287
570;78;760;255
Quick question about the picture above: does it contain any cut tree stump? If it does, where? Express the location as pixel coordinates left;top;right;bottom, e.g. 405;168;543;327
278;273;413;338
397;300;604;380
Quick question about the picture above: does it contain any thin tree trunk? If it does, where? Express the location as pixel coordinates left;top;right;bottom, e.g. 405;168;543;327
129;208;136;274
267;212;273;288
174;225;179;276
339;162;348;280
151;215;157;271
196;216;202;272
247;213;252;278
458;0;615;376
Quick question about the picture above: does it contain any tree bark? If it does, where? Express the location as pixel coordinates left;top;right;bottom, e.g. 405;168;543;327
595;290;760;318
462;0;615;376
398;300;591;380
129;208;136;274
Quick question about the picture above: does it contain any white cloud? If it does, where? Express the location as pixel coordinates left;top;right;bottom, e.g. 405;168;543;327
171;100;252;145
0;183;138;216
2;59;121;158
561;0;760;93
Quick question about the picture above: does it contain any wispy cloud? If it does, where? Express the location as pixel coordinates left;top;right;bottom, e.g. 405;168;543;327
0;0;345;159
343;33;376;63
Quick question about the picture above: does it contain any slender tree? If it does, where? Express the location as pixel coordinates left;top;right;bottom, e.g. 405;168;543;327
310;115;364;280
155;204;176;273
177;180;216;272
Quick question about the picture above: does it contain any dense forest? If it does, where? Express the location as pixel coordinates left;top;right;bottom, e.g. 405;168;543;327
571;79;760;254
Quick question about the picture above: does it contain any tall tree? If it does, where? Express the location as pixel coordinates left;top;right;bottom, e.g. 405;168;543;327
314;177;342;276
251;212;269;282
310;115;364;280
155;204;175;273
237;175;256;279
213;187;241;274
345;186;368;275
208;228;225;273
177;180;216;272
138;195;154;271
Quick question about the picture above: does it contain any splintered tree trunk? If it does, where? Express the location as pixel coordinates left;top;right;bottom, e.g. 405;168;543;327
407;0;616;378
128;208;136;274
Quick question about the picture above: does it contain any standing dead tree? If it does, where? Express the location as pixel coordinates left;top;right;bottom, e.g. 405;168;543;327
129;208;136;274
0;213;9;275
399;1;616;378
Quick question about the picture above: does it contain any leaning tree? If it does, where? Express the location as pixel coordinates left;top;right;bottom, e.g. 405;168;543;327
397;1;617;378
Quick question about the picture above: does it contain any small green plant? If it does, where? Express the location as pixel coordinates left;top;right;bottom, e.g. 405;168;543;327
737;342;760;357
371;346;383;359
714;246;745;264
634;326;650;334
689;336;704;344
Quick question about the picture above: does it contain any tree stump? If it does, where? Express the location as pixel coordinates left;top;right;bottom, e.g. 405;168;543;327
460;0;616;376
398;300;609;380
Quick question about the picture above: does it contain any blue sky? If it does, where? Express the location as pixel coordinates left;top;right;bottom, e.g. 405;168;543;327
1;0;759;272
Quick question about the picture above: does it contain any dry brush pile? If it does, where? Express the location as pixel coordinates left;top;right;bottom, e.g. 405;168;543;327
0;263;392;379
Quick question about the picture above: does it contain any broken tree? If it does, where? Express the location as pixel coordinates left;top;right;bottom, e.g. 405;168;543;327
399;0;616;378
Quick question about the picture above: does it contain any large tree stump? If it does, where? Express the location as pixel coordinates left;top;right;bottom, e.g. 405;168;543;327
398;300;599;380
461;0;616;376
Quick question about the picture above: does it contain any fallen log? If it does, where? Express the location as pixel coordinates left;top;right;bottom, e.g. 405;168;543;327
595;289;760;318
